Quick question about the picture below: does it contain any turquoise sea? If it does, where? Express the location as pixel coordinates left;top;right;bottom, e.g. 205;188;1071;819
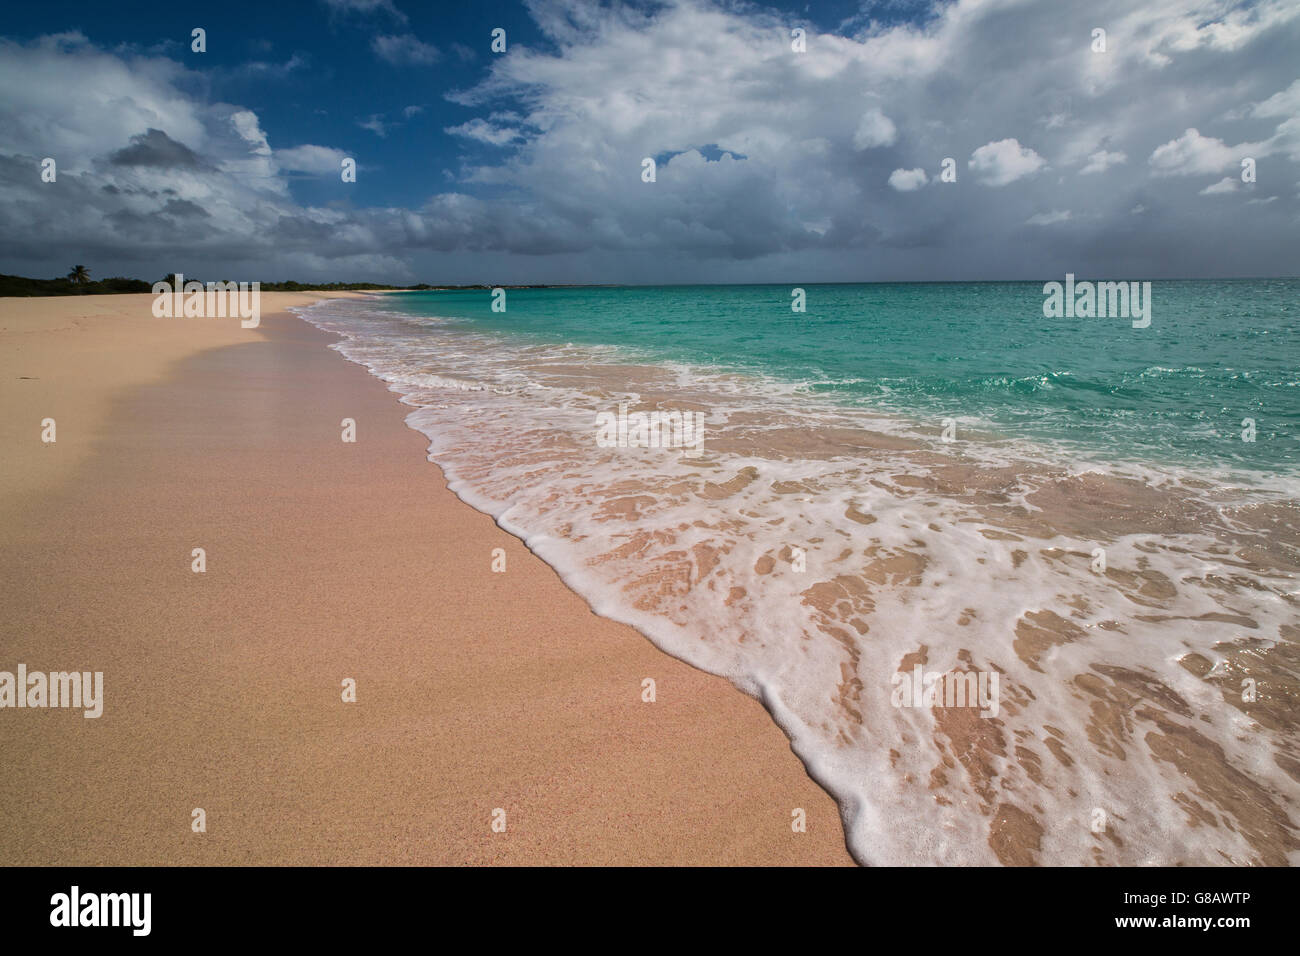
381;280;1299;474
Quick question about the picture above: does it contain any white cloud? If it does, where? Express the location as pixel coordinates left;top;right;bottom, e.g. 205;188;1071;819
446;118;521;147
888;167;928;191
230;110;271;156
371;34;439;66
221;110;279;191
1120;0;1300;68
1079;150;1127;174
1251;78;1300;118
853;108;897;150
968;139;1046;187
1025;209;1071;225
3;0;1300;283
1199;176;1239;195
275;144;349;174
358;114;391;137
1150;128;1240;175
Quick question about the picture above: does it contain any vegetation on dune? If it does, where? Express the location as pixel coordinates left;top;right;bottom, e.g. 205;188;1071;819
0;273;153;297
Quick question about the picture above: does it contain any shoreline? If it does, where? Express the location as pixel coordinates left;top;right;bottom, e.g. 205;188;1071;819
0;293;852;866
304;292;1300;866
362;291;1299;492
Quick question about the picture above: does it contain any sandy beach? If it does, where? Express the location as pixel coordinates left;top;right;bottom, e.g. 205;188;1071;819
0;292;851;866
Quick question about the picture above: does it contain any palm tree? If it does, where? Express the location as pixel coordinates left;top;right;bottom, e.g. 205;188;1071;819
67;265;90;284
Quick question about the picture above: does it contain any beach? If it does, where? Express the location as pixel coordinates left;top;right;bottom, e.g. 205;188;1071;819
0;292;851;866
4;0;1297;891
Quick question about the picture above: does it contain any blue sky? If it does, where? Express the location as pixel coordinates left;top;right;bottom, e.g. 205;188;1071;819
1;0;1298;284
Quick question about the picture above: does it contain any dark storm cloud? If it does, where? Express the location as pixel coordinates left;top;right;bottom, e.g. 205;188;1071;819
108;129;214;171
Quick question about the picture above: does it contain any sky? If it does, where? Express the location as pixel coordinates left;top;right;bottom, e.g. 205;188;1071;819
0;0;1297;285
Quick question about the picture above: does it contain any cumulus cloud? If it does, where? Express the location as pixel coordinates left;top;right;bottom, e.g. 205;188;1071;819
0;33;205;175
1025;209;1072;225
1147;107;1299;175
1149;128;1240;175
1;0;1299;283
0;35;364;276
1117;0;1300;68
968;139;1046;187
888;167;928;191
